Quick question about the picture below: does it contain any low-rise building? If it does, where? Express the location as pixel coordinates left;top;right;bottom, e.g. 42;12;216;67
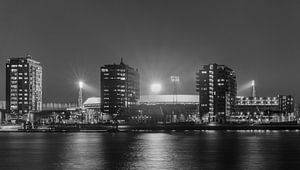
233;95;295;123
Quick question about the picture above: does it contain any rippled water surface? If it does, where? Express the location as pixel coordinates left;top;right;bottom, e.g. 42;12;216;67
0;131;300;169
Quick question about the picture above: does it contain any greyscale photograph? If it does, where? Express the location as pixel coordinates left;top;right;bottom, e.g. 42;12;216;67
0;0;299;169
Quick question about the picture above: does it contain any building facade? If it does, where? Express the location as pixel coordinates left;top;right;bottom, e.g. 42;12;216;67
196;63;237;123
233;95;295;122
100;59;140;117
278;95;294;114
6;55;42;117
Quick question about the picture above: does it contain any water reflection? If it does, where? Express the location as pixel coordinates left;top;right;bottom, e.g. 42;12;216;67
133;133;176;169
58;133;104;169
0;131;300;169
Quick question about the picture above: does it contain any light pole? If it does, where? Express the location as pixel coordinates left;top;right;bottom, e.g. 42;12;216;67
78;81;83;109
171;76;180;105
151;82;163;122
171;76;180;122
251;80;256;97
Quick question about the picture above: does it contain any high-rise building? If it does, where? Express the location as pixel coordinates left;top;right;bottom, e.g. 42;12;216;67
100;59;140;117
6;55;42;117
196;63;237;123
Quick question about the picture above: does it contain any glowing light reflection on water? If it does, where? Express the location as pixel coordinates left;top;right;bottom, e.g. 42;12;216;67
0;131;300;169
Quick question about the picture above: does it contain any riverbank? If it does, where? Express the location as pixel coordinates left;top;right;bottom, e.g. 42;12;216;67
2;123;300;132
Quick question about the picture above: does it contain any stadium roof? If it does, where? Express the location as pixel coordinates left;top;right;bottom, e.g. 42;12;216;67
83;97;100;105
139;95;199;105
83;97;101;109
82;95;199;106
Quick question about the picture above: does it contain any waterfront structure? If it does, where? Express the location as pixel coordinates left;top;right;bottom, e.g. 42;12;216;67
100;59;140;117
234;95;295;122
196;63;237;123
6;55;42;117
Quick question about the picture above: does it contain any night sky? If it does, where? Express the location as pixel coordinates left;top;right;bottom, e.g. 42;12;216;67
0;0;300;103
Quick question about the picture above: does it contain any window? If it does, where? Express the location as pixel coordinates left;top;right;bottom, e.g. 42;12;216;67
101;68;108;72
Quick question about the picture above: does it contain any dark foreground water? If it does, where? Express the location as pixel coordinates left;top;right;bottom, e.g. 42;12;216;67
1;131;300;170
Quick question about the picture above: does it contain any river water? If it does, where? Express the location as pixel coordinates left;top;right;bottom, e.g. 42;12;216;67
0;131;300;169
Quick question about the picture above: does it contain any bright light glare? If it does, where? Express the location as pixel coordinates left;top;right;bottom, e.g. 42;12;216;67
151;83;162;93
79;81;83;88
251;80;255;86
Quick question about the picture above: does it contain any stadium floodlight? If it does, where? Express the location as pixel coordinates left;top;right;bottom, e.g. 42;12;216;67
251;80;256;97
171;76;180;82
251;80;255;87
151;83;162;93
79;81;83;89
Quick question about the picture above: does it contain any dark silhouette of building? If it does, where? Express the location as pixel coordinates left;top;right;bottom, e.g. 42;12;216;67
196;63;236;123
6;55;42;118
100;59;140;118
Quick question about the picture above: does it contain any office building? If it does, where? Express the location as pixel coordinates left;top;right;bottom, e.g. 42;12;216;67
6;55;42;117
100;59;140;117
196;63;237;123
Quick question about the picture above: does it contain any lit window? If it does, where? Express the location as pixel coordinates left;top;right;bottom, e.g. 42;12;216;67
101;68;108;72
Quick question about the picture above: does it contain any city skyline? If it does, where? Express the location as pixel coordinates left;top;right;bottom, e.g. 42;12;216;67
0;0;299;102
